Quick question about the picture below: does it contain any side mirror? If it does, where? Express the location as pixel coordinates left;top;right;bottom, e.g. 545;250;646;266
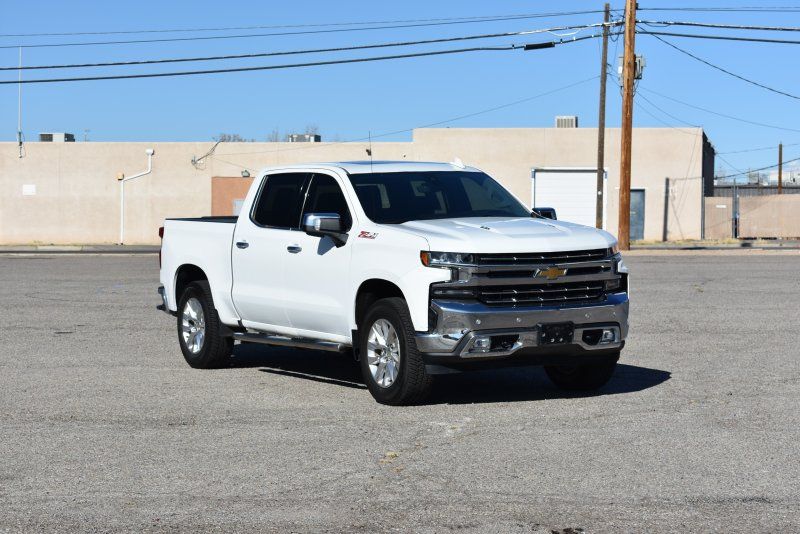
532;207;557;220
302;213;348;246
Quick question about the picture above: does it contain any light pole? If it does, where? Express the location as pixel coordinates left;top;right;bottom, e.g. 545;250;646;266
118;148;155;245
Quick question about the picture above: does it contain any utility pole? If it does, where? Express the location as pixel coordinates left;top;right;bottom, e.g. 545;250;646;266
595;3;611;229
778;142;783;194
617;0;637;250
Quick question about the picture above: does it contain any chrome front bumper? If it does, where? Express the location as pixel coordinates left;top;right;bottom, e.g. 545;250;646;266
415;293;628;358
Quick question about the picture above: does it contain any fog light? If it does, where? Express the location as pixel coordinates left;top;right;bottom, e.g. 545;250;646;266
605;278;621;291
600;328;617;344
470;336;492;353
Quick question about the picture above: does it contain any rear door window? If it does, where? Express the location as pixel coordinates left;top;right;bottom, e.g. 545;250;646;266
251;173;310;228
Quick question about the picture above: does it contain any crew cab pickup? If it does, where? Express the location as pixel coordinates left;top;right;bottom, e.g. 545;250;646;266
158;161;629;405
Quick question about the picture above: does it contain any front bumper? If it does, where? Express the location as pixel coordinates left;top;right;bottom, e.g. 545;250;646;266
415;293;628;368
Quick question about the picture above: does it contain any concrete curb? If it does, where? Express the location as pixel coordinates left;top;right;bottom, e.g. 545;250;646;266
0;245;159;254
632;243;800;251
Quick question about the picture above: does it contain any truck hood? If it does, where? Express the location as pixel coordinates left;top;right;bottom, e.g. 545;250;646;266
396;217;617;253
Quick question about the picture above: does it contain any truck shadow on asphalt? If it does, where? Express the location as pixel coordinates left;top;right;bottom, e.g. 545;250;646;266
228;343;670;403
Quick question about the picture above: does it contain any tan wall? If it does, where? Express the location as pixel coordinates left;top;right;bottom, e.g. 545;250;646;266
409;128;706;241
739;195;800;238
704;197;733;240
0;127;706;244
211;177;254;216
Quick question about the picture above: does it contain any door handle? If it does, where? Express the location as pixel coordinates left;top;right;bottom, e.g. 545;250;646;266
287;245;302;254
236;241;249;249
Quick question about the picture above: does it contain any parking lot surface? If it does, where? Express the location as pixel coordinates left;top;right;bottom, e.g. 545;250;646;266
1;252;798;532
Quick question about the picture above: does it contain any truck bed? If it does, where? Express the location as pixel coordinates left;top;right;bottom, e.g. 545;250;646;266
160;217;239;322
166;216;238;223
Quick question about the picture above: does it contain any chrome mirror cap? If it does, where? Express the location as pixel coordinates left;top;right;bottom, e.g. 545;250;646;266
302;213;348;246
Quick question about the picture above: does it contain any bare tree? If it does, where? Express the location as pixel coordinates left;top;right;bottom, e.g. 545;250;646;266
304;124;320;136
213;133;254;142
266;128;281;142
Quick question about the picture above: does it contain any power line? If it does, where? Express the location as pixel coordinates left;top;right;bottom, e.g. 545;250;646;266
0;22;615;71
631;81;800;164
636;92;700;130
638;6;800;13
0;11;610;49
0;9;609;38
215;75;600;160
723;155;800;179
638;86;800;133
607;67;700;135
633;97;698;135
716;154;745;174
638;20;800;32
638;29;800;46
644;31;800;101
0;45;514;84
0;35;602;85
719;142;800;155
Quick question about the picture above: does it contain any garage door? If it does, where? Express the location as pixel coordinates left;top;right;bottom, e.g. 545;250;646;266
532;168;605;228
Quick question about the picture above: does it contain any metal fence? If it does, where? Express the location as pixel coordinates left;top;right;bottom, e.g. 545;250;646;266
711;184;800;197
705;193;800;239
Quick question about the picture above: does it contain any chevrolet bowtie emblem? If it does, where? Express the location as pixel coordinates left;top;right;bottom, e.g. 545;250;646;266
536;266;567;280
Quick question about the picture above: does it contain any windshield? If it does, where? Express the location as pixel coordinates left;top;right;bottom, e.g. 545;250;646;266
348;171;530;224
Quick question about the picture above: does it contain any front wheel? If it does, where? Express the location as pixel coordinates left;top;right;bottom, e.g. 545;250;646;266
359;297;432;405
544;353;619;391
177;281;233;369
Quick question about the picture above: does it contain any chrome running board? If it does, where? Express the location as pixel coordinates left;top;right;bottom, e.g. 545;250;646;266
231;332;349;353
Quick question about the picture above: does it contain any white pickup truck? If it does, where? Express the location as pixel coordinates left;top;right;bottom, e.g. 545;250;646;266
158;161;629;405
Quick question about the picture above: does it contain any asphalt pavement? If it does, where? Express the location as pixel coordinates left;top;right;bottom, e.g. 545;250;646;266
1;252;798;532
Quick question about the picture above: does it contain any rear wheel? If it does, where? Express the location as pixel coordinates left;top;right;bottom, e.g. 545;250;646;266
544;353;619;391
177;281;233;369
359;298;432;405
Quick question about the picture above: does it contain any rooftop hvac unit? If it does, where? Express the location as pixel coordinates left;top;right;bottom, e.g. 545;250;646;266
39;132;76;142
555;116;579;128
287;133;321;143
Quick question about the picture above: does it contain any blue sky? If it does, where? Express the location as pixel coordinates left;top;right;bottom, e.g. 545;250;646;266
2;1;799;174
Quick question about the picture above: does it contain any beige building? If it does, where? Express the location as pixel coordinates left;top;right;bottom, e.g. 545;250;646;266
0;127;714;245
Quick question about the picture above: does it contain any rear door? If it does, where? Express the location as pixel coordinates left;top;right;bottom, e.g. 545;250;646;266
231;172;310;331
282;172;355;340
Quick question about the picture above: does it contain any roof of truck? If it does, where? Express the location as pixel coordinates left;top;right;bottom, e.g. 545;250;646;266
258;160;482;175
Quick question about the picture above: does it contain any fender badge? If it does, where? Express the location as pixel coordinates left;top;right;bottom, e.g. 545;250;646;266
358;231;378;239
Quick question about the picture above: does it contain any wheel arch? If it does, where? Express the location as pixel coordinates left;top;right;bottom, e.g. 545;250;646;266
354;279;406;331
174;263;209;304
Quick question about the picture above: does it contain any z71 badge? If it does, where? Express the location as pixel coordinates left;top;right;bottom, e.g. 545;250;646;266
357;231;378;239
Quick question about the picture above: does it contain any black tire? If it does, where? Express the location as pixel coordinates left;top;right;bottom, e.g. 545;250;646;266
176;280;233;369
544;353;619;391
359;297;432;405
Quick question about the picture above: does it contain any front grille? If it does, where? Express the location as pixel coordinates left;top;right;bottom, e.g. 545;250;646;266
475;248;610;265
477;281;606;306
482;264;610;279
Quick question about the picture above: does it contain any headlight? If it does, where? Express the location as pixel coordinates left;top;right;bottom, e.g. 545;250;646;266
420;251;475;267
610;243;619;255
614;253;629;274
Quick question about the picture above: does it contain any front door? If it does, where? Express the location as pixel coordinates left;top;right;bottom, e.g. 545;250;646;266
630;189;645;241
282;172;354;340
231;172;310;331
